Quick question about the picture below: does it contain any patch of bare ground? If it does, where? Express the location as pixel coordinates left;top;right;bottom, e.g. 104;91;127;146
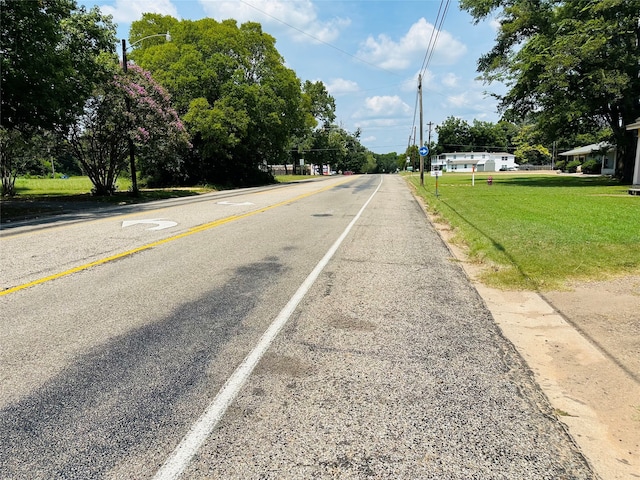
425;206;640;480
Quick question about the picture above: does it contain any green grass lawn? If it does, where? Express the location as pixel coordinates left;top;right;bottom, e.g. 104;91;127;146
13;176;131;195
406;172;640;290
1;175;310;222
276;174;315;183
11;174;309;196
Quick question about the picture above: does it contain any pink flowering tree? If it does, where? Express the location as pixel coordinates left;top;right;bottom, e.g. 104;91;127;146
66;64;190;195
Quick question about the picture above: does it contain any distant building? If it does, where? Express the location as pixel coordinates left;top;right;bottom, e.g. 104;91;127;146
558;142;616;175
433;152;518;173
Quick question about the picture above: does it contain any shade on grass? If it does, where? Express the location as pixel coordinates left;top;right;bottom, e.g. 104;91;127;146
408;173;640;290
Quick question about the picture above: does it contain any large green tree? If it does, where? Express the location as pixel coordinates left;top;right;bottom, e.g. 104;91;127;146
1;0;116;195
1;0;116;132
460;0;640;181
129;15;307;186
286;81;336;174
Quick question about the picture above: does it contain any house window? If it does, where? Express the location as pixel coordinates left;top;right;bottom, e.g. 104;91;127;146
470;155;474;159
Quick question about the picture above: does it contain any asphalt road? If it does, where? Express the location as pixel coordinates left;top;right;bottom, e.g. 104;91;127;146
0;175;595;479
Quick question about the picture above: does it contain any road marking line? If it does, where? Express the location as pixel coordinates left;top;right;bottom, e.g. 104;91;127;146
0;179;353;297
152;176;383;480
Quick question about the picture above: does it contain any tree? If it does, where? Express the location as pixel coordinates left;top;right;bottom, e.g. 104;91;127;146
65;65;190;195
514;144;551;166
373;152;400;173
435;117;473;152
404;145;420;171
1;0;116;132
1;0;116;195
285;80;336;174
130;15;306;186
302;81;336;127
460;0;640;182
469;120;508;151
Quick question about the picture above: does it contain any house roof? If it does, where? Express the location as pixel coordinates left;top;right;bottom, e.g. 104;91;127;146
439;151;513;157
559;142;613;156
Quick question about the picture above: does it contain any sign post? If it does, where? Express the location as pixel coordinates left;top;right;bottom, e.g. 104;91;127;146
430;168;440;197
419;146;429;186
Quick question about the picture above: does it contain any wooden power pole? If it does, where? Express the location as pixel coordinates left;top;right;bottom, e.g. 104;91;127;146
419;74;424;186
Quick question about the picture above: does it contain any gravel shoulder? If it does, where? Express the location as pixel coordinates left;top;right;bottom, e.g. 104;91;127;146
427;211;640;480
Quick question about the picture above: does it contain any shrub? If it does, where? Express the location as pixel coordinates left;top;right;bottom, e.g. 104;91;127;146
554;160;566;171
581;158;601;174
566;159;582;173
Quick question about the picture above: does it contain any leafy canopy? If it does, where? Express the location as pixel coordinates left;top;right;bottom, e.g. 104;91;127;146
129;15;308;186
459;0;640;181
0;0;116;132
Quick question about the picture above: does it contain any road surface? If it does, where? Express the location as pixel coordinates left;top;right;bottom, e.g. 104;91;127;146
0;175;594;479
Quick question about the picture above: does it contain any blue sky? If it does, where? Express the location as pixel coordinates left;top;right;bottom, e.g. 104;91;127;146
89;0;504;154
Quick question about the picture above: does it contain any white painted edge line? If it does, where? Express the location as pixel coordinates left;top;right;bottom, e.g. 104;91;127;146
153;176;384;480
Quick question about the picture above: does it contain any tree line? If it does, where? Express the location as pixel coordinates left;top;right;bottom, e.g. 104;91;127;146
457;0;639;181
2;0;638;196
400;0;639;179
1;2;376;197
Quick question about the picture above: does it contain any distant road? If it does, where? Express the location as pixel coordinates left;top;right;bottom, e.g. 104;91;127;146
0;175;594;479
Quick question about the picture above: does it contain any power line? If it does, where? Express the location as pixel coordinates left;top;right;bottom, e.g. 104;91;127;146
238;0;401;77
420;0;452;80
409;0;452;151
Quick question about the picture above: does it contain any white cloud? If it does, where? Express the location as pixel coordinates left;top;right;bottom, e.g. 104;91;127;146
198;0;350;43
325;78;359;96
439;81;502;119
99;0;179;23
441;72;460;88
357;18;467;70
357;118;404;128
355;95;411;118
446;93;468;108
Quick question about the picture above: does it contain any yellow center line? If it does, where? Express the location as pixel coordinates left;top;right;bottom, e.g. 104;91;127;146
1;178;353;297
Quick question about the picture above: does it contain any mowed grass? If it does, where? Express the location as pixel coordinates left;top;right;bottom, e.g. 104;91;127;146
12;174;309;195
2;177;211;221
13;176;131;195
407;172;640;290
2;175;311;221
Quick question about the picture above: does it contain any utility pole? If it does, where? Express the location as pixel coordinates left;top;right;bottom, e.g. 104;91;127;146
122;39;138;196
419;74;424;186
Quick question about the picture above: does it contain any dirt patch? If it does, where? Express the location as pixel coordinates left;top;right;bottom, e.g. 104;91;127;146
544;276;640;380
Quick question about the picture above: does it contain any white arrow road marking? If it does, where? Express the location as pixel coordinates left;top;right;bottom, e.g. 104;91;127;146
122;219;178;231
216;201;254;206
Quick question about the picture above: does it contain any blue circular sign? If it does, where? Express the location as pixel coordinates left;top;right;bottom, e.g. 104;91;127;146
419;146;429;156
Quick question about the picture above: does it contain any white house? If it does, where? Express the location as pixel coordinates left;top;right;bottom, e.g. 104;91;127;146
558;142;616;175
433;151;518;173
625;118;640;190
